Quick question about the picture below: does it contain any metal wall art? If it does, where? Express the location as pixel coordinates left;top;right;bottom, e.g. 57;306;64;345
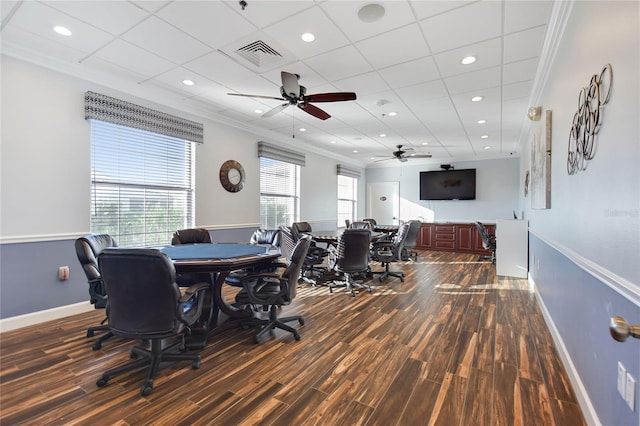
567;64;613;175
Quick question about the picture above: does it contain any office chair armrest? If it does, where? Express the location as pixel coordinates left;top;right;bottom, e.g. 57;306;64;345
370;240;397;261
240;273;286;305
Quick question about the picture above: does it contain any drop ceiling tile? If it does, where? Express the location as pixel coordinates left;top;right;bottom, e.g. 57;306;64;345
396;80;449;105
504;1;553;34
156;2;256;49
503;58;538;84
46;1;149;35
93;39;175;79
130;1;169;13
226;0;314;28
121;16;211;64
444;66;501;95
1;1;19;22
420;0;502;53
433;38;502;78
4;1;115;55
355;24;430;69
379;56;439;89
263;7;350;59
410;1;475;20
504;26;547;63
304;45;373;82
184;51;257;85
334;72;390;96
320;1;416;42
503;81;533;101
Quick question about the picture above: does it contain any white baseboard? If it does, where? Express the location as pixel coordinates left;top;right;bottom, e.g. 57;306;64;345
529;274;601;426
0;302;94;333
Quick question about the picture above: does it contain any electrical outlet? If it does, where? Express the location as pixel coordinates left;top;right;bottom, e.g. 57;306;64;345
626;372;636;411
618;362;627;397
58;266;70;281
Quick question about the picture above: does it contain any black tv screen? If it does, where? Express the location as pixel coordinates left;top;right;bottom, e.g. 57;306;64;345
419;169;476;200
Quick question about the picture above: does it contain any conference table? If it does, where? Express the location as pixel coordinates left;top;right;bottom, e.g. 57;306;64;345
159;243;281;344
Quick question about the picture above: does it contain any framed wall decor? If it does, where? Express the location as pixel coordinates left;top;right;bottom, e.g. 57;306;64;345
531;110;552;209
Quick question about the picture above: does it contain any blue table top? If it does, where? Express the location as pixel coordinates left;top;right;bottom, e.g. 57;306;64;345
160;243;269;260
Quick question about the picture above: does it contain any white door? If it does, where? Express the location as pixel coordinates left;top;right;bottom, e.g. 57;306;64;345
367;182;400;225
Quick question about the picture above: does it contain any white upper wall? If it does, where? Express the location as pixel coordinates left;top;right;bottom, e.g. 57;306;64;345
519;0;639;284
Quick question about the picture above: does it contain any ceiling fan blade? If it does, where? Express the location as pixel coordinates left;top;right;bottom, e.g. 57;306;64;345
398;157;409;163
297;102;331;120
409;154;433;158
304;92;357;103
262;103;290;118
281;71;300;98
374;157;395;163
227;92;285;101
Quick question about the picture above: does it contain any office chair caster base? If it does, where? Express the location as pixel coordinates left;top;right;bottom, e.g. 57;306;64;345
141;381;153;397
191;359;201;369
293;332;301;341
87;330;95;338
96;376;109;387
298;318;305;325
92;341;102;351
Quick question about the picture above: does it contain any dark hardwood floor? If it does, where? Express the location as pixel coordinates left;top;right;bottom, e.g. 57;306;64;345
0;251;585;425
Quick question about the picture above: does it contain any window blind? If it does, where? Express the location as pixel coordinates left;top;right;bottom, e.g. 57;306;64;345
90;120;194;247
337;174;357;227
257;141;305;166
85;91;203;144
337;164;361;179
259;157;300;228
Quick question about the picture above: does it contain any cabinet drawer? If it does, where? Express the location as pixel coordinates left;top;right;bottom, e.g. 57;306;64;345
435;240;455;250
435;233;454;241
435;225;454;233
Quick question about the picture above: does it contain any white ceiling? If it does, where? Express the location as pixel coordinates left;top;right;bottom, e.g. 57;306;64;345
1;0;554;167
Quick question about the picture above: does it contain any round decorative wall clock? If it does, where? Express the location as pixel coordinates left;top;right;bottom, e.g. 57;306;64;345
219;160;245;193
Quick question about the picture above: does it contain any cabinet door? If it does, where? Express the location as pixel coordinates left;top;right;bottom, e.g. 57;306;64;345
456;225;473;251
418;224;433;249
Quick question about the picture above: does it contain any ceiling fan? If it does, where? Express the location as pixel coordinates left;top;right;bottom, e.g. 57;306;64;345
376;145;433;163
227;71;357;120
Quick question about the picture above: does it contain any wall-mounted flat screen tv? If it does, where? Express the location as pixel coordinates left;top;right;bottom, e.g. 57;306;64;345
419;169;476;200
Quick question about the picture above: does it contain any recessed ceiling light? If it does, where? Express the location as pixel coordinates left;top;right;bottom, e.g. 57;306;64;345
370;157;376;160
477;119;487;124
471;96;483;102
461;56;476;65
353;150;359;153
299;128;306;132
53;26;72;36
483;146;491;150
182;79;195;86
422;142;429;145
358;3;385;23
254;109;263;114
330;140;336;144
379;133;386;137
481;135;489;139
301;32;315;42
388;112;397;116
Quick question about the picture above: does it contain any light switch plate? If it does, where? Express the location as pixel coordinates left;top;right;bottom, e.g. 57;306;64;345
625;372;636;411
618;362;627;397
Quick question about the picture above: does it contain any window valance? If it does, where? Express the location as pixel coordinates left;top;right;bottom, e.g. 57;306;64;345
84;91;203;144
337;164;361;179
257;141;305;166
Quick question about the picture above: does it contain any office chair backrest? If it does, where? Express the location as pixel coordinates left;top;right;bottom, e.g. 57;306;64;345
75;234;118;309
281;236;312;302
291;221;312;240
393;222;411;252
403;220;422;249
362;218;377;225
336;229;371;272
350;221;374;231
250;228;281;248
171;228;211;245
98;248;184;340
475;222;495;250
279;226;296;261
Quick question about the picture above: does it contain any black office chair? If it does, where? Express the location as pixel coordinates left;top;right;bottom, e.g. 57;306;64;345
96;248;208;396
475;221;496;263
362;218;377;226
75;234;118;350
370;222;410;282
226;228;283;288
401;220;422;261
171;228;213;287
291;222;328;284
349;221;374;230
235;236;311;344
330;229;372;297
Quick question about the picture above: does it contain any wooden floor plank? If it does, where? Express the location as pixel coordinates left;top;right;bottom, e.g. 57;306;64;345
0;251;585;425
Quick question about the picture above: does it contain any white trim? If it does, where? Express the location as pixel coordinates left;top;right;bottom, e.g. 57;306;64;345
198;223;261;231
0;302;94;333
529;274;601;426
530;229;640;307
0;232;87;244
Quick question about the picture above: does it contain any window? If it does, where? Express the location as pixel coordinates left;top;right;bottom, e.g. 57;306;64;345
337;174;357;227
90;120;195;247
259;157;300;228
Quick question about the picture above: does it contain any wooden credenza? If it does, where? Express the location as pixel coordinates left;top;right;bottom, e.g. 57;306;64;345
417;222;495;255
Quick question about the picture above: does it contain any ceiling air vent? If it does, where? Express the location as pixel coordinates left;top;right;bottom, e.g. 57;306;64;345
236;40;282;68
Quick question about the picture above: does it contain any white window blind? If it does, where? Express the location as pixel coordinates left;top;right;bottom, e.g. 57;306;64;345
90;120;194;247
337;174;357;228
259;157;299;228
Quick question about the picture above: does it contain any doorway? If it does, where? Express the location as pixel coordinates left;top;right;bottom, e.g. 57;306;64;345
367;182;400;225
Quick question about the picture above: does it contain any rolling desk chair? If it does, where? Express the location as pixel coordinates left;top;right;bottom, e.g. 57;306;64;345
475;221;496;264
330;229;372;296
